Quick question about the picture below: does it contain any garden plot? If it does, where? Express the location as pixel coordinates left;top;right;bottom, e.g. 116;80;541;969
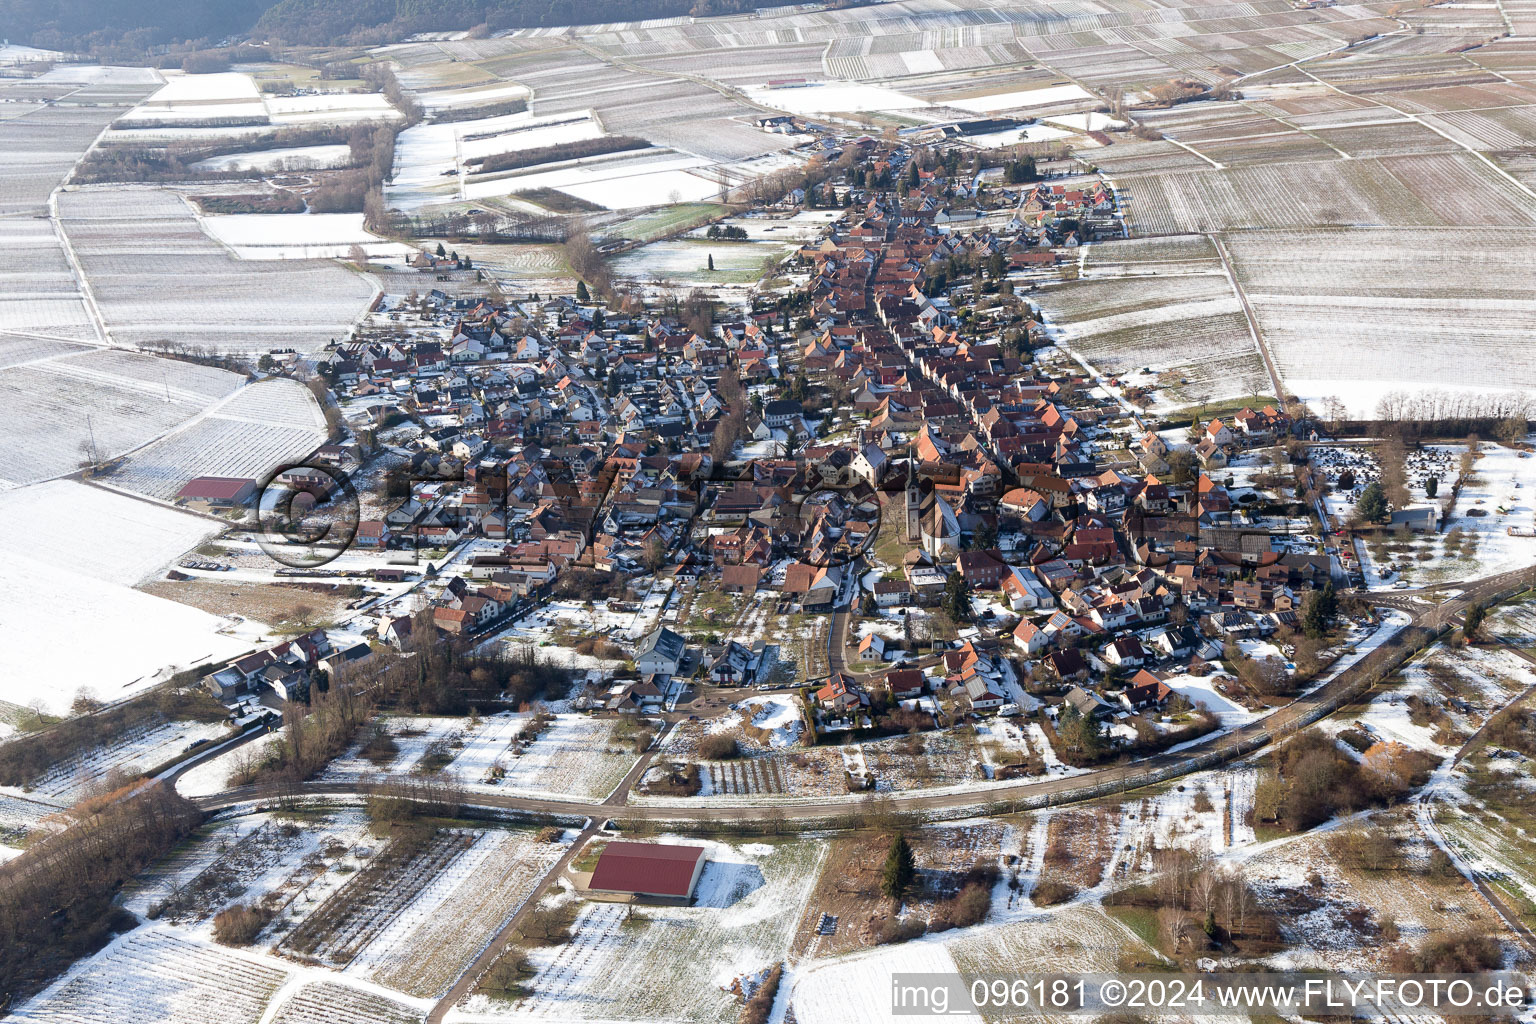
322;716;465;780
190;144;354;173
0;480;223;586
643;731;847;801
284;829;478;967
1242;810;1516;971
360;828;568;998
1224;229;1536;417
0;554;251;716
58;187;376;354
484;596;640;660
482;714;637;800
199;212;415;261
461;838;825;1023
105;377;328;500
10;927;289;1024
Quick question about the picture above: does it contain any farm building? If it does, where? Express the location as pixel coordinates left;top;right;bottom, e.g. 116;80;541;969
175;476;257;509
588;841;707;901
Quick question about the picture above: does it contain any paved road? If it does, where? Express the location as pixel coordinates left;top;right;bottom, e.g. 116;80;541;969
422;721;673;1022
189;565;1536;826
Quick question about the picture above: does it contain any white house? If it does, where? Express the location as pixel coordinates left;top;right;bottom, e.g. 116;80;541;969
633;626;685;677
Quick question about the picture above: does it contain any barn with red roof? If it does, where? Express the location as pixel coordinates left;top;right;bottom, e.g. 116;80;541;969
588;841;708;901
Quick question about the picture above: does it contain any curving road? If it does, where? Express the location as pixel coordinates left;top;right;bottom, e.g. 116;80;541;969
187;566;1536;826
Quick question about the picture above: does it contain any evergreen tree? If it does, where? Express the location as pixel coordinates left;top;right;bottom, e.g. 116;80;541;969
943;570;972;623
707;253;715;272
1355;481;1388;523
1425;475;1439;498
575;280;590;303
435;242;446;257
1463;602;1485;642
1308;580;1333;635
881;833;916;899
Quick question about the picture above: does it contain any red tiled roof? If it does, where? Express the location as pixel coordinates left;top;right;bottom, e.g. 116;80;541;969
589;841;705;897
177;476;255;500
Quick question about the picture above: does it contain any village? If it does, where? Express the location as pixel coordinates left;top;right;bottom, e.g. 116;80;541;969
154;132;1407;799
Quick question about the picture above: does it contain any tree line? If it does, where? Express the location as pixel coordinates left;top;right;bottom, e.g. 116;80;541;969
238;636;572;788
0;781;204;1005
470;135;649;176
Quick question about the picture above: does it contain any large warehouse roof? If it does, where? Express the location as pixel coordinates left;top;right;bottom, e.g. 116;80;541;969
588;841;706;899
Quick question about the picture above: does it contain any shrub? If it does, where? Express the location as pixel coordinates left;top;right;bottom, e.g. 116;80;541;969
698;734;740;760
1395;930;1503;973
1031;878;1079;906
212;903;274;946
873;916;926;945
740;963;783;1024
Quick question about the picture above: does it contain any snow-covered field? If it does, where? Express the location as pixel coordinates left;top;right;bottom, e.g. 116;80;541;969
200;213;415;261
6;716;231;805
454;837;825;1023
744;83;929;114
0;342;245;489
357;828;569;998
946;83;1095;113
417;82;531;113
11;928;290;1024
105;377;329;500
58;187;377;354
116;72;400;129
467;713;637;799
0;554;251;716
0;480;222;586
175;730;285;797
190;144;353;173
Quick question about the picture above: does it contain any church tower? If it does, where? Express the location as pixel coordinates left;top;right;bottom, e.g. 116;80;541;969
905;445;922;542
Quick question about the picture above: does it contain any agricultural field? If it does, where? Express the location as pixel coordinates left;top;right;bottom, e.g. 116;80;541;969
57;187;376;354
115;70;401;131
0;73;157;218
324;713;641;801
104;377;329;501
1118;153;1536;234
1223;229;1536;417
0;553;252;716
458;837;825;1023
9;929;289;1024
358;828;569;998
0;480;224;586
0;343;245;489
198;212;414;261
4;715;231;805
1034;271;1269;414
